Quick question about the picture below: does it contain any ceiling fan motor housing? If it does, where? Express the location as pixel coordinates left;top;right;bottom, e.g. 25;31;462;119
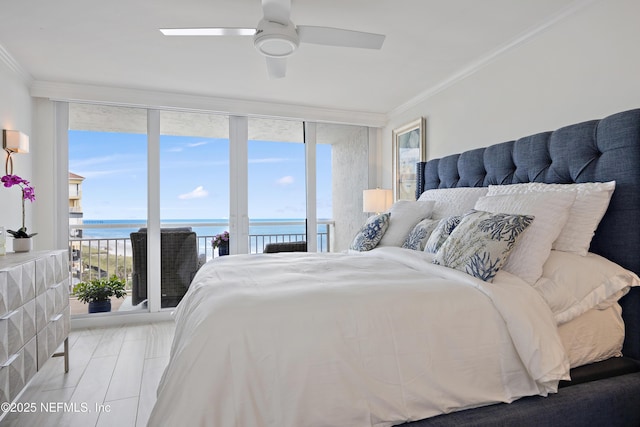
254;19;299;58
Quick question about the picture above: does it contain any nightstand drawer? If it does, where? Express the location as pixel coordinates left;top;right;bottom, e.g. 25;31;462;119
0;309;22;365
36;307;69;369
0;300;36;366
53;251;67;285
0;335;36;406
0;262;35;316
35;279;69;333
0;350;21;405
52;280;69;316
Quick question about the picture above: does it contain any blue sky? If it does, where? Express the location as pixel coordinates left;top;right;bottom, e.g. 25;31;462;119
69;130;332;220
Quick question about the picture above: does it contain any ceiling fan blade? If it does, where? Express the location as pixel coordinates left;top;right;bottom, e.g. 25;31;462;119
159;28;256;36
297;26;385;49
265;57;287;79
262;0;291;24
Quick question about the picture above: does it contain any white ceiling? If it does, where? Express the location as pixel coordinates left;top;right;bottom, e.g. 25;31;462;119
1;0;579;116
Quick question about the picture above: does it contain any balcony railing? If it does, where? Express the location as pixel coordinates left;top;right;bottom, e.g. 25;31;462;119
68;220;334;285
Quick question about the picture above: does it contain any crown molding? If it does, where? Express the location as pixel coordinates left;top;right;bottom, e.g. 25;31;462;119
388;0;598;119
30;81;388;128
0;42;33;85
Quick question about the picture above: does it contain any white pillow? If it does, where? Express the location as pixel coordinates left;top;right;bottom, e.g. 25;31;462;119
487;181;615;256
377;200;435;247
475;191;576;284
558;304;624;368
534;250;640;324
418;187;488;220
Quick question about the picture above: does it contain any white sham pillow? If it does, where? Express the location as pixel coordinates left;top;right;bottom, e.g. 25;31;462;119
377;200;435;247
474;191;576;284
534;250;640;325
487;181;615;256
558;304;624;368
418;187;488;220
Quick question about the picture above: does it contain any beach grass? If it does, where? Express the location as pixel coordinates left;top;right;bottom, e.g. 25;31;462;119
78;244;133;288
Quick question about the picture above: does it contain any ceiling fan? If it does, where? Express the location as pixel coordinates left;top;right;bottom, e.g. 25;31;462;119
160;0;386;79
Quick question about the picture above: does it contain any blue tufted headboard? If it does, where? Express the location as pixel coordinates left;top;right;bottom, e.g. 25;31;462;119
416;108;640;360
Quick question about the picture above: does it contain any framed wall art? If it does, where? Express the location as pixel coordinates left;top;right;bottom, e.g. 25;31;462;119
393;117;426;201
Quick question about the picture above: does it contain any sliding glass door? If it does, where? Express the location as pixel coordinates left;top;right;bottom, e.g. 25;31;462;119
248;118;306;253
68;104;148;315
158;111;230;308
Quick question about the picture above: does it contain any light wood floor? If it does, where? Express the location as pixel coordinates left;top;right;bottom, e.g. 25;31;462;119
1;321;175;427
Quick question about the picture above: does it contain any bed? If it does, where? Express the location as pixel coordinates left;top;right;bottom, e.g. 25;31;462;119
148;109;640;427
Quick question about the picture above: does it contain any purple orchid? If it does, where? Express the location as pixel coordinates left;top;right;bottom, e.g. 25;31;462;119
1;174;37;238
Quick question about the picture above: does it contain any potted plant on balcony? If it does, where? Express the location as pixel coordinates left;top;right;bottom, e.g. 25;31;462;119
212;231;230;256
72;275;127;313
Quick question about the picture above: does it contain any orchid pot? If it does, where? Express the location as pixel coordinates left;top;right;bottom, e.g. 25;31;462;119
12;238;32;253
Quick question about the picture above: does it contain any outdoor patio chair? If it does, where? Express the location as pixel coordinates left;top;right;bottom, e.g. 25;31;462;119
263;241;307;253
130;227;199;308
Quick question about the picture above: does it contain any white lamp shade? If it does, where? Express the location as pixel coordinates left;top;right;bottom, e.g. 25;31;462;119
363;188;392;213
3;130;29;153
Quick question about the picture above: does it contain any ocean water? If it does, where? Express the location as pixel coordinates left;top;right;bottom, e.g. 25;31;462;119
77;219;330;253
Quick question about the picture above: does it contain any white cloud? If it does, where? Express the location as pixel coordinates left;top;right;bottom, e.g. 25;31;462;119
187;141;208;148
249;157;289;164
276;176;294;186
71;155;120;168
74;168;133;179
178;186;209;200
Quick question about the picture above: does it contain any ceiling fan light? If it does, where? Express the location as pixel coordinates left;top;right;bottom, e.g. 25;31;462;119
253;19;299;58
255;34;298;57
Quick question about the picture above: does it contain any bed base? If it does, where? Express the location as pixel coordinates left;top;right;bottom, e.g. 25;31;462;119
400;372;640;427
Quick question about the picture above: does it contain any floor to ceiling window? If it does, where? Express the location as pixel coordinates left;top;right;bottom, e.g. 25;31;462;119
68;104;148;316
158;111;230;308
247;117;306;252
65;103;364;319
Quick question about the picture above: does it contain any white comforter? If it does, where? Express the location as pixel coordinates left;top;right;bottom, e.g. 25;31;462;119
149;247;569;427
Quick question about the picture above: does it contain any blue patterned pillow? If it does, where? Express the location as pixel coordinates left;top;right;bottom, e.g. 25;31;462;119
424;215;461;253
433;210;534;282
402;218;439;251
350;213;391;251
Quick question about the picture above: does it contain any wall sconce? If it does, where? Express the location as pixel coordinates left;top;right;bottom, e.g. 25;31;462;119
3;130;29;175
363;188;392;214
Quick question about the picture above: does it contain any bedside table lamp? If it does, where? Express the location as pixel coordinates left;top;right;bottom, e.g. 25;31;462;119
363;188;392;215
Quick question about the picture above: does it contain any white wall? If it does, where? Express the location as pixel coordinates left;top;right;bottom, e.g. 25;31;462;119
0;59;33;252
32;98;65;250
382;0;640;190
